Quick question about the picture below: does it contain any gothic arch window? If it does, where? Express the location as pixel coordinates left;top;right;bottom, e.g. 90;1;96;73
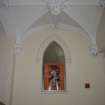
43;41;65;92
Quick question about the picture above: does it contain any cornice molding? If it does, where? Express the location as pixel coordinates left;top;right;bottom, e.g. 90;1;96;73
3;0;102;7
7;1;46;6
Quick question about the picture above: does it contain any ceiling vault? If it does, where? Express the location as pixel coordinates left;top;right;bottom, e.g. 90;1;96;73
0;0;105;7
0;0;105;55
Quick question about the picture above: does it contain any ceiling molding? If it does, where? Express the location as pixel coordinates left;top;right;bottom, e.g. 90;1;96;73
3;0;102;7
7;1;46;6
65;1;100;6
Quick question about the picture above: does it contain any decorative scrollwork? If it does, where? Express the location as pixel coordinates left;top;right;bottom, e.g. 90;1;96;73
43;0;69;15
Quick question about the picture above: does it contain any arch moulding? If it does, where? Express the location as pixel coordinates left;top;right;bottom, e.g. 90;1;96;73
18;24;98;56
36;34;71;63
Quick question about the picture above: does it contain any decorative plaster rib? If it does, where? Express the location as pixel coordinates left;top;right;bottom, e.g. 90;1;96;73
16;24;98;56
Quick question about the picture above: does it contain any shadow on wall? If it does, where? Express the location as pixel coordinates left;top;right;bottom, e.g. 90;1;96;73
0;102;5;105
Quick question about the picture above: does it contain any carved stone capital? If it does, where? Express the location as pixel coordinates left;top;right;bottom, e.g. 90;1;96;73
98;0;105;8
89;45;98;56
15;41;23;55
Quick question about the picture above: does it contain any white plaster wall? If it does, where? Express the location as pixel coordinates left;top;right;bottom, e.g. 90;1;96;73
96;9;105;68
12;29;105;105
97;9;105;51
0;23;15;105
0;25;6;103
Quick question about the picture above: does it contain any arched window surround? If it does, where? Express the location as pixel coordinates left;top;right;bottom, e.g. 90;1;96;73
36;35;71;93
43;41;65;91
36;35;71;62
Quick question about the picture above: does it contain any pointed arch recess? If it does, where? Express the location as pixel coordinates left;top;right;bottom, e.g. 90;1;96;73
36;35;71;92
36;35;71;63
43;41;65;91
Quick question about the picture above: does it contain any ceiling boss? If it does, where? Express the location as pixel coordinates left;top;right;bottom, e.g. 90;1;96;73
42;0;69;15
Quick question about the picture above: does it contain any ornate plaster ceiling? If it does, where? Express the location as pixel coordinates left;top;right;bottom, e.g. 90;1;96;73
0;0;105;7
0;0;105;55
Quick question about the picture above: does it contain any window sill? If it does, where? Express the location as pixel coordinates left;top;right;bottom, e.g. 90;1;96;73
41;90;68;94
